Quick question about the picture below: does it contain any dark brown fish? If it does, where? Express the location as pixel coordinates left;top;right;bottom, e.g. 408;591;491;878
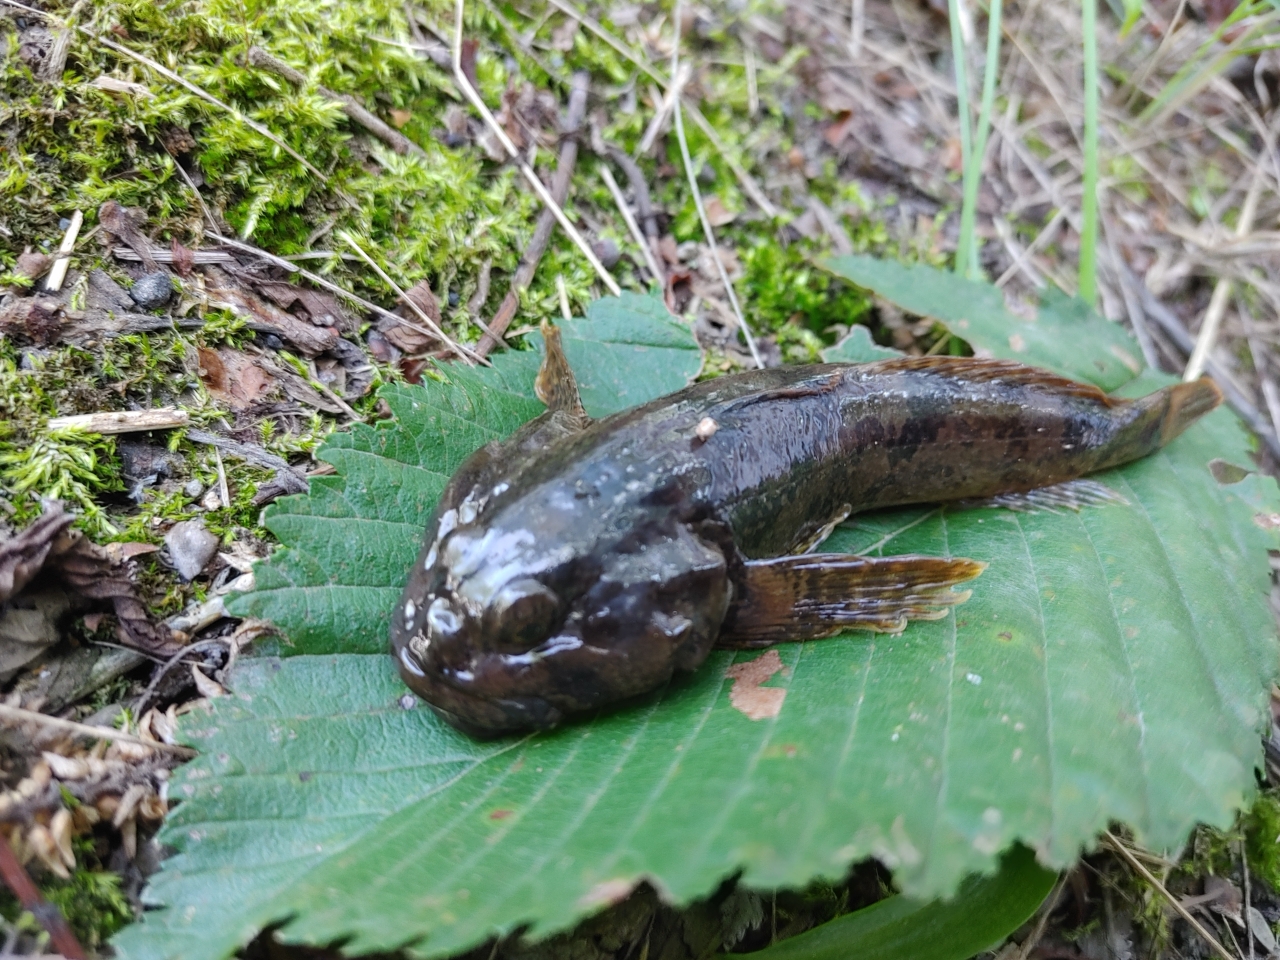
392;326;1222;737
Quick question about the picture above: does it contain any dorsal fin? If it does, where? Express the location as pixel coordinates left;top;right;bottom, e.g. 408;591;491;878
535;321;587;419
869;356;1118;407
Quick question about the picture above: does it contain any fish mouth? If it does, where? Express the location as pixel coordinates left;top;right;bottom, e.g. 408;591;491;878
393;643;562;738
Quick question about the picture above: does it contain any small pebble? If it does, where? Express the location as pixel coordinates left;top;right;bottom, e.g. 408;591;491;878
183;479;204;499
448;290;460;308
129;271;173;310
165;518;220;581
261;333;285;351
695;417;719;441
592;238;621;269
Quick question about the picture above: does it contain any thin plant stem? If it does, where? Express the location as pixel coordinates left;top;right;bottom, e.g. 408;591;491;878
959;0;1003;279
1079;0;1100;304
450;0;620;297
670;0;764;369
948;0;976;274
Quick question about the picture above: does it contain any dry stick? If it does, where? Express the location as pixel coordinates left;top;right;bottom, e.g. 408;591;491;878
247;47;423;157
0;836;85;960
636;64;689;156
47;408;188;435
337;230;485;366
544;0;777;217
599;165;665;283
44;209;82;293
1185;163;1267;381
605;146;661;242
476;72;591;356
0;0;329;183
0;703;196;758
670;0;764;370
451;0;618;297
1103;831;1236;960
204;231;475;358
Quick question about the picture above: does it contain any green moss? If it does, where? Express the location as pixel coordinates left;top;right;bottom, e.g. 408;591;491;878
741;239;871;339
1245;790;1280;893
0;839;133;950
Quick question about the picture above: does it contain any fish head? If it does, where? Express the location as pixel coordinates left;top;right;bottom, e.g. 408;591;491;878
391;502;731;738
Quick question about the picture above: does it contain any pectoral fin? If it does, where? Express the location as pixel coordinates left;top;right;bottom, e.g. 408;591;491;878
718;553;985;648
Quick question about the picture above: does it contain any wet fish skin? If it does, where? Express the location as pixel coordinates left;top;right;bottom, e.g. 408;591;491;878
391;344;1222;738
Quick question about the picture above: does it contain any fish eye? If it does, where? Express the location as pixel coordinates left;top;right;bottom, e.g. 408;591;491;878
490;579;561;649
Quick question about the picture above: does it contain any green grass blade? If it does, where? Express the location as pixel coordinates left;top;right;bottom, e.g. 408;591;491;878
747;846;1056;960
948;0;976;275
959;0;1004;280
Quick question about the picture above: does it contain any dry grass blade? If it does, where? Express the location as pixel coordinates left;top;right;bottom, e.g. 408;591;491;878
0;704;196;758
1185;162;1268;381
338;230;485;366
1102;830;1236;960
544;0;777;217
598;165;664;283
44;209;82;293
450;0;620;297
670;0;763;370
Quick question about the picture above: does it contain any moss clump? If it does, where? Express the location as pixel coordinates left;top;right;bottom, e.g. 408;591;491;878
1245;790;1280;892
741;239;871;340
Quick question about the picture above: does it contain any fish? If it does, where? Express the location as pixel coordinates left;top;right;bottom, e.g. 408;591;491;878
391;324;1222;737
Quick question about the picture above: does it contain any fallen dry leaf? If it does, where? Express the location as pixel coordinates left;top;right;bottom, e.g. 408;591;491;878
725;649;787;721
703;195;737;227
197;346;273;409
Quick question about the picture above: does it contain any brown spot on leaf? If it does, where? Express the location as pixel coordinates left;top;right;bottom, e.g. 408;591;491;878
997;631;1013;641
1209;458;1252;485
1255;513;1280;530
488;809;512;821
725;649;787;721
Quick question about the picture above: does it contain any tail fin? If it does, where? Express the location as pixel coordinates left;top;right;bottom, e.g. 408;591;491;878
1160;377;1223;445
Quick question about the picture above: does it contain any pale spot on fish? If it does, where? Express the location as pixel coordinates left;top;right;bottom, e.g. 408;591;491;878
403;599;416;628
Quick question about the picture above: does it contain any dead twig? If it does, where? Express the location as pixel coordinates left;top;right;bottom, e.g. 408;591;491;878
44;210;82;293
671;0;763;369
476;71;592;356
545;0;777;217
450;0;619;297
338;230;485;366
0;835;85;960
598;165;664;284
0;704;196;758
185;428;308;494
247;47;423;157
47;408;189;435
1103;831;1235;960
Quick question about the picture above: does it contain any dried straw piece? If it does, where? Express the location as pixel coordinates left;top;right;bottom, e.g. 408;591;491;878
450;0;619;297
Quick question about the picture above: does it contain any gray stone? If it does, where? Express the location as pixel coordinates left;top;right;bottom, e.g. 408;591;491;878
129;271;174;310
165;518;220;580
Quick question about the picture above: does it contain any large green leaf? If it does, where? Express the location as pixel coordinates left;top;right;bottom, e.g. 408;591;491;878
117;278;1280;960
823;254;1144;390
751;845;1055;960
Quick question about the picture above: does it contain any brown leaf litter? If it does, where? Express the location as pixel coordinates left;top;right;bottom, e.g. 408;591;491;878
1;503;179;659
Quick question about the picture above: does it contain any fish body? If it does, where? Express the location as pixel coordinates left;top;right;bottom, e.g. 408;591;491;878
392;333;1221;737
